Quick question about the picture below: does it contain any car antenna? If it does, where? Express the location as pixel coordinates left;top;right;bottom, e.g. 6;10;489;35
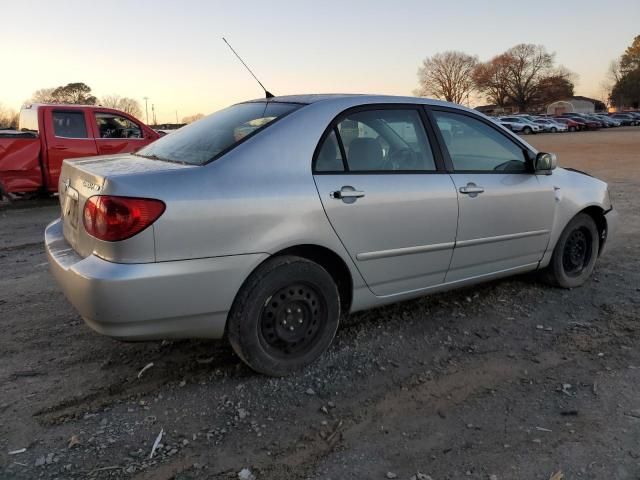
222;37;274;99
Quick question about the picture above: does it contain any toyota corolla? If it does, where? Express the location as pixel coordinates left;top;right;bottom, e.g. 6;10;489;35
45;94;617;376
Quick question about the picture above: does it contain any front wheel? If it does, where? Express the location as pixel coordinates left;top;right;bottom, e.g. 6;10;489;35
523;126;532;135
543;213;600;288
569;126;576;132
227;256;341;376
550;127;557;133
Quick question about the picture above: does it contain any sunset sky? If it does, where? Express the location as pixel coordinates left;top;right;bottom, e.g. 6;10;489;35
3;0;638;123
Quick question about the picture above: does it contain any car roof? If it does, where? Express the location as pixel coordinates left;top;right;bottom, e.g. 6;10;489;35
241;93;468;109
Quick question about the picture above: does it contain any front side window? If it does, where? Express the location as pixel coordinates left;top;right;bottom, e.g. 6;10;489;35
433;110;527;172
52;111;88;138
326;109;435;172
96;113;142;139
137;102;302;165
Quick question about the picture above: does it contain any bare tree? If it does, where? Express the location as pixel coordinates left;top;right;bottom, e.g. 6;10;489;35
118;98;143;118
29;88;56;103
415;51;478;104
100;95;143;119
472;54;512;107
474;44;572;112
182;113;205;124
100;94;122;109
0;103;19;129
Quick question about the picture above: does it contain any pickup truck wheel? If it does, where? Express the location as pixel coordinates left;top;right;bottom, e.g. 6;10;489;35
543;213;599;288
227;255;340;376
522;126;532;135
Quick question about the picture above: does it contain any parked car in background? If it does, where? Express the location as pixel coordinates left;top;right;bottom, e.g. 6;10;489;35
564;115;600;130
0;104;159;195
45;94;617;375
625;112;640;123
533;118;567;133
553;117;583;132
609;113;638;126
499;116;543;134
582;115;606;128
594;114;621;127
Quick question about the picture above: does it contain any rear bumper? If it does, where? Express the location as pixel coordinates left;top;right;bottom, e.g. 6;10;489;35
45;218;268;340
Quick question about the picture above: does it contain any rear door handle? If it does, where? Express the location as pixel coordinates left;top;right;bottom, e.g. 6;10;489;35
459;183;484;197
330;186;365;201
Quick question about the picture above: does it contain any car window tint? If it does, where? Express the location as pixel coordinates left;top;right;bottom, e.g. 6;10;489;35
315;130;345;172
96;113;142;139
335;110;436;172
433;111;527;172
53;111;88;138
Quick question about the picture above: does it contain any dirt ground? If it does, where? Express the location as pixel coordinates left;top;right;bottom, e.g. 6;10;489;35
1;127;639;480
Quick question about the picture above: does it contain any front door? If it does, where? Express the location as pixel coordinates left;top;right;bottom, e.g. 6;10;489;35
92;111;148;155
313;107;458;297
44;109;98;190
429;108;556;282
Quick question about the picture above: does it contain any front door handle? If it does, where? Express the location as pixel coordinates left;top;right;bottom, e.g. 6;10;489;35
459;183;484;197
51;145;68;150
330;186;365;202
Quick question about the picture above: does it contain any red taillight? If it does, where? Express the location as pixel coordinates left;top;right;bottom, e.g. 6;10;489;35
83;196;165;242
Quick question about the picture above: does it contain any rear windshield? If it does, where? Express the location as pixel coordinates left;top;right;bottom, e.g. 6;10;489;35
136;102;303;165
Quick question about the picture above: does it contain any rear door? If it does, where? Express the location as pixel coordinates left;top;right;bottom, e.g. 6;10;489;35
428;107;556;282
92;111;149;155
43;109;98;190
313;105;458;297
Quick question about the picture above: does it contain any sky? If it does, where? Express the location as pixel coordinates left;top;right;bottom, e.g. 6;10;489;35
2;0;639;123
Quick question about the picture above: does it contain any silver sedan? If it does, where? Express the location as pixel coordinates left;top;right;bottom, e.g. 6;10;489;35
46;94;618;375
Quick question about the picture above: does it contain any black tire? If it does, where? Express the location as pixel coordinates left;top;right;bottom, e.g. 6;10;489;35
569;126;576;132
523;126;532;135
227;255;341;376
550;127;557;133
543;213;599;288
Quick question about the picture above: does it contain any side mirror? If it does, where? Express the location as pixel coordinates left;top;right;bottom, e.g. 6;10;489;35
533;152;557;174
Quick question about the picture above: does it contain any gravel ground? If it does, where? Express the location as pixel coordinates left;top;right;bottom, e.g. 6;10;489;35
1;127;639;480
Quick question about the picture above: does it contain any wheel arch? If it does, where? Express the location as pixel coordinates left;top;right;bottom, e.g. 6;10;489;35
272;244;353;312
579;205;608;255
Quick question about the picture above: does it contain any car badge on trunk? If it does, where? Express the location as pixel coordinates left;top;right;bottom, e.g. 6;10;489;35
82;180;101;192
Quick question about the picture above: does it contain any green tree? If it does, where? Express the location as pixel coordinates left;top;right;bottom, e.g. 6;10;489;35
51;83;97;105
611;69;640;109
610;36;640;108
620;35;640;74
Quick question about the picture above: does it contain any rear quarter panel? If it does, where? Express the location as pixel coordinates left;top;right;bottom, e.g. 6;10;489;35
105;100;370;293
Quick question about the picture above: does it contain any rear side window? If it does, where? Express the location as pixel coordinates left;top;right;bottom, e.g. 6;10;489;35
433;110;527;172
315;130;345;172
137;102;302;165
96;113;142;138
53;111;88;138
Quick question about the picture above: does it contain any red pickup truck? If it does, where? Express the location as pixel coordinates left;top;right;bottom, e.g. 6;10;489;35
0;104;159;196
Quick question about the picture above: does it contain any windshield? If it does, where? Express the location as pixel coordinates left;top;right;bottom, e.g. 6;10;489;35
137;102;303;165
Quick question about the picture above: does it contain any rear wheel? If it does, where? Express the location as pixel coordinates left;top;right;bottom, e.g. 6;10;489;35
543;213;599;288
523;126;532;135
227;255;340;376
